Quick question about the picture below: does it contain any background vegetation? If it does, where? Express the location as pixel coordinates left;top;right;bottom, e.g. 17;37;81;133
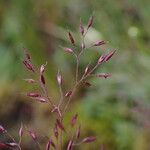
0;0;150;149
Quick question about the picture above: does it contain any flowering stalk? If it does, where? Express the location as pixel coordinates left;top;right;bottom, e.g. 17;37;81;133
1;16;116;150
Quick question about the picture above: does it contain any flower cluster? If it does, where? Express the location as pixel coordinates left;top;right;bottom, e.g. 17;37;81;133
0;15;115;150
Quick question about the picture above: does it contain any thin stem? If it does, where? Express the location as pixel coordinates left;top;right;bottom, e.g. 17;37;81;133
58;84;63;108
62;63;99;115
75;55;79;84
59;118;63;150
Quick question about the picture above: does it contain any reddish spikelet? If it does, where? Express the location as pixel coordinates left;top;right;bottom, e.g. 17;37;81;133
68;32;75;45
82;136;96;143
40;62;47;74
83;81;92;87
104;50;116;62
19;124;23;137
46;139;55;150
80;21;84;35
28;129;37;141
56;119;65;132
76;125;81;139
0;125;6;133
34;97;48;103
96;73;111;79
24;79;36;83
23;60;35;72
93;40;106;46
27;92;41;98
71;114;78;126
67;140;73;150
40;74;45;85
54;124;58;139
87;15;94;30
65;91;72;97
97;54;107;64
64;47;73;54
57;71;62;85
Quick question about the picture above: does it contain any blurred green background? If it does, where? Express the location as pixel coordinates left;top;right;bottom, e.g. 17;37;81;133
0;0;150;149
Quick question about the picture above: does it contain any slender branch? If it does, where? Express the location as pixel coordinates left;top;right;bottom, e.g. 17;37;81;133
75;55;79;84
62;63;99;115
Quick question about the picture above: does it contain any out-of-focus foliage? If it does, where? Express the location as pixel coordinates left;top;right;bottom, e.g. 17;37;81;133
0;0;150;149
